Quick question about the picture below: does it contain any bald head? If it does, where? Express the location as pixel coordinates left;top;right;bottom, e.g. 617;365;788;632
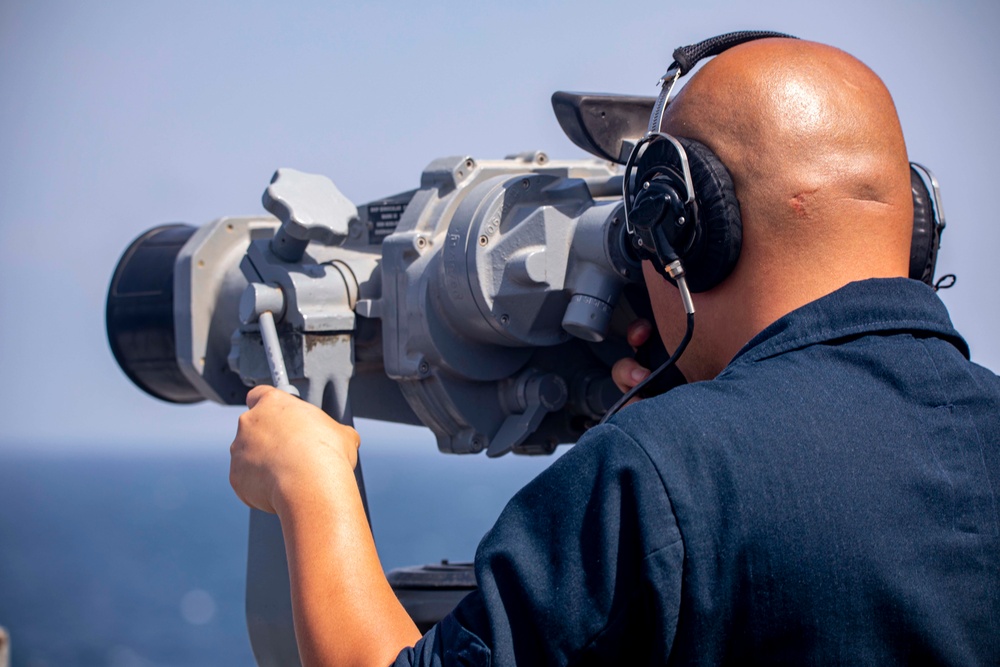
646;39;915;381
663;38;913;274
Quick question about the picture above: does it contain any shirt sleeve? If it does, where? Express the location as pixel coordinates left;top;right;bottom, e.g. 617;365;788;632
393;424;685;666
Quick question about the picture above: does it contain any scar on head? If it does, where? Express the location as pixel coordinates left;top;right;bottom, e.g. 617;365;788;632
788;189;819;218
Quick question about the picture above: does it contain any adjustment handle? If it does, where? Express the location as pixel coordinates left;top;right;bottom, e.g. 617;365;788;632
487;373;567;457
239;283;300;397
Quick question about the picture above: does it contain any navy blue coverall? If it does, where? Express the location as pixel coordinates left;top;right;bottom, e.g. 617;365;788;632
395;278;1000;666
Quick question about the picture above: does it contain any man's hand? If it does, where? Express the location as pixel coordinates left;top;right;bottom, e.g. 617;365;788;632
229;385;421;666
230;385;360;516
610;319;654;401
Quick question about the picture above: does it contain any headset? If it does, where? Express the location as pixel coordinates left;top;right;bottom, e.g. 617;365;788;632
602;30;950;420
623;30;948;292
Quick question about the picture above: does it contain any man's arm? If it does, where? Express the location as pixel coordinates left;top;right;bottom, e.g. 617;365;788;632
229;385;421;667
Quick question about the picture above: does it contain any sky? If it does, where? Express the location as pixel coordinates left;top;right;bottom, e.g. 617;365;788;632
1;0;997;455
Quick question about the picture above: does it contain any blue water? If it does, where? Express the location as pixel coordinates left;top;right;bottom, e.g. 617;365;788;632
0;445;557;667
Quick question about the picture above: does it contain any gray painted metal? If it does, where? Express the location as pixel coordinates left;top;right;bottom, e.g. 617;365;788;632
175;215;279;406
166;153;643;662
239;283;299;395
377;154;639;455
263;168;357;262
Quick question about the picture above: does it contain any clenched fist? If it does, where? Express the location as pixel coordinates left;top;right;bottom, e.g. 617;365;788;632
229;385;360;515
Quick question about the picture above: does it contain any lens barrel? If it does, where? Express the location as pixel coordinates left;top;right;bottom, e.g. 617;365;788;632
106;224;204;404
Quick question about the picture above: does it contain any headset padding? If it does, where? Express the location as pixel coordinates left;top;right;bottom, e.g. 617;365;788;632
676;137;743;292
909;167;938;286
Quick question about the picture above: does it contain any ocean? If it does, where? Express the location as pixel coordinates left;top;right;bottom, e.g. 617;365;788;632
0;444;558;667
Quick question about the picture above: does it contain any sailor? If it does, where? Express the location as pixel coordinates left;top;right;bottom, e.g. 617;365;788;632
230;37;1000;665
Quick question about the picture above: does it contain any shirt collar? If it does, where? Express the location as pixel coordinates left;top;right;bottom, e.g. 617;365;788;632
726;278;970;369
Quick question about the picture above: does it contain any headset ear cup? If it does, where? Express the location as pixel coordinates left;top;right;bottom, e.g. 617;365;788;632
909;166;939;286
675;137;743;292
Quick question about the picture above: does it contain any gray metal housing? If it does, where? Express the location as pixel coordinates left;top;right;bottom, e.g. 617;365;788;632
173;152;641;457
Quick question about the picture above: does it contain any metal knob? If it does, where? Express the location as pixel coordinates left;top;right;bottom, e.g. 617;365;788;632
262;168;357;262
